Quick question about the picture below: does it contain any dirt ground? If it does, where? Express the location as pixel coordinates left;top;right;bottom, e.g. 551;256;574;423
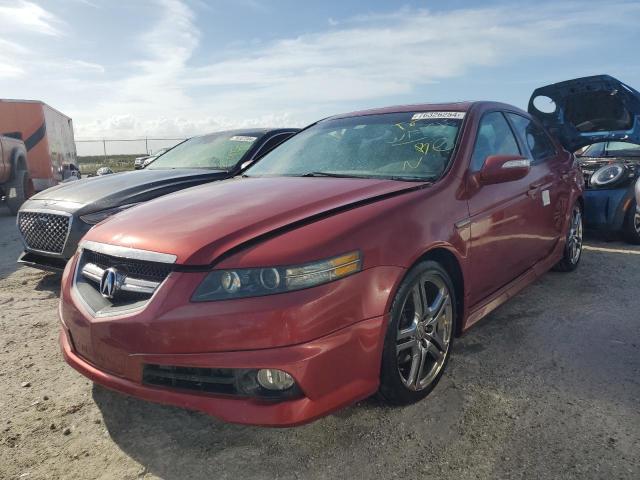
0;204;638;480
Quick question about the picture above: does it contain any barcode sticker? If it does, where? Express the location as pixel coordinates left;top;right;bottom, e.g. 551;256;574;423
229;136;257;142
411;112;466;120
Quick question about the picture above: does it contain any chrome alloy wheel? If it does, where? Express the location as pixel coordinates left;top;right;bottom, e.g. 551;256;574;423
395;273;453;391
568;206;583;265
634;210;640;234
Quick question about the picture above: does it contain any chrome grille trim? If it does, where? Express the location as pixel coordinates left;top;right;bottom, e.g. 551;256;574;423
79;240;177;264
81;262;160;294
17;209;73;255
72;245;174;318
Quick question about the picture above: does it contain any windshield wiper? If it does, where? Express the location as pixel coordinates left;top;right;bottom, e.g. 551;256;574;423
384;175;436;183
301;171;363;178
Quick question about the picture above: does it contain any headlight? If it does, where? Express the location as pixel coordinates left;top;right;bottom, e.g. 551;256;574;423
80;203;141;225
590;163;625;187
192;251;362;301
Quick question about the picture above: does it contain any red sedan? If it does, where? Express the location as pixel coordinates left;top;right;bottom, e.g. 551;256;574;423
58;102;584;426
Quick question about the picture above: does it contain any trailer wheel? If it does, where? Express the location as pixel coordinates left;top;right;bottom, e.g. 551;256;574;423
6;169;35;215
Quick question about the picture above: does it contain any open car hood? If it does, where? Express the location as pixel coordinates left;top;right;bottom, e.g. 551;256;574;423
528;75;640;152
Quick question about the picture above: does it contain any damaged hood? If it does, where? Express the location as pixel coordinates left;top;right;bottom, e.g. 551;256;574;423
528;75;640;152
84;176;423;265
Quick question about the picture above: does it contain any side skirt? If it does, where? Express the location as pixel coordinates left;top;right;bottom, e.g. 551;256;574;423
461;240;564;332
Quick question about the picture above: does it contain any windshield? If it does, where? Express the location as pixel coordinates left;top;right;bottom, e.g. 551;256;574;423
581;141;640;158
148;133;260;170
245;112;464;181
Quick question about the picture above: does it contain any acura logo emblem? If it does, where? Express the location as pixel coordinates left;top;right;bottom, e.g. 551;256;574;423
100;268;121;299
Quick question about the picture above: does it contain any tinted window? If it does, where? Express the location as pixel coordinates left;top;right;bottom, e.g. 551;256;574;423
580;142;605;157
507;113;555;162
247;112;464;181
605;141;640;157
470;112;520;171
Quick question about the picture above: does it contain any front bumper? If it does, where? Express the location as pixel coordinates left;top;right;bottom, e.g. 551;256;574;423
583;185;636;232
58;260;403;426
60;314;387;427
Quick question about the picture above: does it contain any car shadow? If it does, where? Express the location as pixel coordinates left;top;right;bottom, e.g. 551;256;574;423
35;272;62;296
92;371;464;480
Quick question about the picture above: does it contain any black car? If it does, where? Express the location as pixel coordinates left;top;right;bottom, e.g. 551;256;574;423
17;128;299;271
529;74;640;243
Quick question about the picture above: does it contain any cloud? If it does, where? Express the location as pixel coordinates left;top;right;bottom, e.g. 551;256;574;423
0;0;63;36
5;0;640;145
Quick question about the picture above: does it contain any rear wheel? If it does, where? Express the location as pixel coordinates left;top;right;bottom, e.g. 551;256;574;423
379;261;456;405
553;202;583;272
6;169;34;215
623;202;640;244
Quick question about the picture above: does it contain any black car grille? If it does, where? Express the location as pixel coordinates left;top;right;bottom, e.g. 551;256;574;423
142;364;238;395
83;250;172;283
582;170;594;189
18;211;70;254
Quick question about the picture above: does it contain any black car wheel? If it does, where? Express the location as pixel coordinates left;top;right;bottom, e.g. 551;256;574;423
553;202;583;272
623;202;640;244
379;261;457;405
6;169;34;215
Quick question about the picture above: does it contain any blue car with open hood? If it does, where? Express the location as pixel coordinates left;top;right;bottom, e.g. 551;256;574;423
529;75;640;243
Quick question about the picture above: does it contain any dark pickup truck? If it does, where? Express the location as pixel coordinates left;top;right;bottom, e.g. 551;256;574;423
0;135;32;215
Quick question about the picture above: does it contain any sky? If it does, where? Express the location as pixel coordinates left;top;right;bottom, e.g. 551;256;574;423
1;0;640;150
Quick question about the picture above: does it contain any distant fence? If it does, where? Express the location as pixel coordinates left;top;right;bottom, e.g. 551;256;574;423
75;137;187;158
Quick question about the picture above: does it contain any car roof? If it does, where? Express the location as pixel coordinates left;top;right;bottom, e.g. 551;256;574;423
326;101;523;120
193;128;299;139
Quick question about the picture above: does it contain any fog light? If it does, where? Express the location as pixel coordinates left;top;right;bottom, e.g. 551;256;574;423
256;369;295;391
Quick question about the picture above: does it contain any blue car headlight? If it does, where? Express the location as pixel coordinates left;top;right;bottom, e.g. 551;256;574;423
590;163;626;187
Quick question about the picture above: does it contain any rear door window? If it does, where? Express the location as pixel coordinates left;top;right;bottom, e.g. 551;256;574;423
507;113;556;163
470;112;521;171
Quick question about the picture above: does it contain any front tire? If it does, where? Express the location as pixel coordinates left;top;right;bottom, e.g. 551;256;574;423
623;202;640;244
553;202;583;272
379;261;457;405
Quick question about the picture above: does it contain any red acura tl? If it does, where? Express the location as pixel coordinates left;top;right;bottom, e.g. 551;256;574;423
59;102;584;426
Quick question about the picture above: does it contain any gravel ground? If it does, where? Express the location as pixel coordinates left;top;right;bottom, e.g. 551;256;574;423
0;204;638;480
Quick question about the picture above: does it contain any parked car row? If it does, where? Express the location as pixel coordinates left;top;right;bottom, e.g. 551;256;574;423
134;147;171;170
14;75;640;426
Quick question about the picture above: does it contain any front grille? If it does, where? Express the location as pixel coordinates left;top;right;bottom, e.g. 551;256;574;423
582;171;593;189
143;364;238;395
83;250;172;283
18;211;70;254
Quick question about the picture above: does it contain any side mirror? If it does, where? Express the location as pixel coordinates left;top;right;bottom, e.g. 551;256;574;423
479;155;530;185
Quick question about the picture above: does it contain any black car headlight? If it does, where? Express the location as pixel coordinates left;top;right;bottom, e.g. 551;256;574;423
80;203;141;225
192;251;362;301
590;163;626;187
